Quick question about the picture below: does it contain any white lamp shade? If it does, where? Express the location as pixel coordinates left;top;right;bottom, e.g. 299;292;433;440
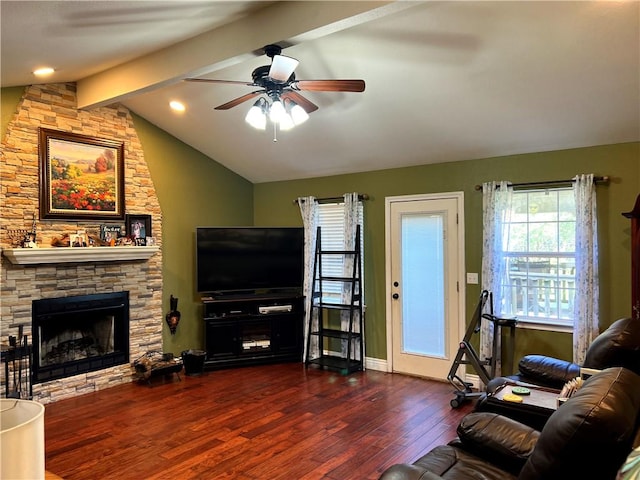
279;113;295;131
269;100;286;123
1;399;45;480
268;55;299;82
245;104;266;130
290;104;309;125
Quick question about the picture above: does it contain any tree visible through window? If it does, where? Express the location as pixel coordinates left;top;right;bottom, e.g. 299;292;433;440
501;188;576;328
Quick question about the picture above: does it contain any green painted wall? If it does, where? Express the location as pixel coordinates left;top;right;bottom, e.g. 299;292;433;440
1;86;24;140
254;143;640;366
131;114;253;355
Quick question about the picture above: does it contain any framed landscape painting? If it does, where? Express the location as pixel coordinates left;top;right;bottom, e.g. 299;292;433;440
39;128;125;220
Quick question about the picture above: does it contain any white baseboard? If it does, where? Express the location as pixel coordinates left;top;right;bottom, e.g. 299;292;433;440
361;359;480;388
365;357;389;372
316;354;484;382
319;350;389;372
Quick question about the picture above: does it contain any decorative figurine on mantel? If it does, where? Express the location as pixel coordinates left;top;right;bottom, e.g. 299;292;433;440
165;295;181;334
25;213;37;247
8;213;38;248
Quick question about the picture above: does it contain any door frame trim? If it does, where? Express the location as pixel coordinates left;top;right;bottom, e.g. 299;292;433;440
384;192;466;375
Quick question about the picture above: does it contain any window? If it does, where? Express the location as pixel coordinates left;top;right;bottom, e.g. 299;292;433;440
317;201;364;303
501;188;576;328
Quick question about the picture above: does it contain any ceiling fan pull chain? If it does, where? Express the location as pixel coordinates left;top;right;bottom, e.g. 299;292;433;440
273;122;278;142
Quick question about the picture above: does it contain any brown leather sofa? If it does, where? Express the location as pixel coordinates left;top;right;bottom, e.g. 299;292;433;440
475;316;640;429
379;367;640;480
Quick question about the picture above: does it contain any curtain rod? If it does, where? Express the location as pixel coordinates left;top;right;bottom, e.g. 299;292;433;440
293;194;369;204
474;176;609;191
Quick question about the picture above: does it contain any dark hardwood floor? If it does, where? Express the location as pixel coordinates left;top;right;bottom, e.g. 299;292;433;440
44;363;474;479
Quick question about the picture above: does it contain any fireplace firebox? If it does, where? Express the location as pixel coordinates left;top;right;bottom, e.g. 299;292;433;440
32;292;130;383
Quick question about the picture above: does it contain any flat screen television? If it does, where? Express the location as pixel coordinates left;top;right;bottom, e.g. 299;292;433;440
196;227;304;296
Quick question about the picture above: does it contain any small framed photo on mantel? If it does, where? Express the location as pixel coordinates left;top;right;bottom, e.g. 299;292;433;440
100;224;124;245
70;230;89;248
125;214;152;245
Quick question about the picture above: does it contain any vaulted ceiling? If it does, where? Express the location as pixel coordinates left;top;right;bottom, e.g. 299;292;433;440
2;1;638;183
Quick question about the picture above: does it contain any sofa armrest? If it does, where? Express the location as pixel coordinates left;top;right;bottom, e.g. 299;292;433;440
379;464;444;480
456;412;539;474
517;354;580;388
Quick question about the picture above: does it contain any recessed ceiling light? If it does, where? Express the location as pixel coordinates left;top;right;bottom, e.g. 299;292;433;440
33;67;55;77
170;101;185;112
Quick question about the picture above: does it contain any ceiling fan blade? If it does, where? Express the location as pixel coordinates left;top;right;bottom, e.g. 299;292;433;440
184;78;254;86
268;54;299;82
214;91;263;110
294;79;365;92
281;91;318;113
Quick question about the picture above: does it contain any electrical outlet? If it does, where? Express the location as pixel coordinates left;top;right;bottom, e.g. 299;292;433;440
466;272;479;284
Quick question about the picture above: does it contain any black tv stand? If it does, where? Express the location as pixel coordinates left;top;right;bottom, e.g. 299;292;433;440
202;294;304;370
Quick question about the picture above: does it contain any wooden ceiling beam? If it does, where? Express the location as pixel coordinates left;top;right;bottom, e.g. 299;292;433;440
76;1;409;109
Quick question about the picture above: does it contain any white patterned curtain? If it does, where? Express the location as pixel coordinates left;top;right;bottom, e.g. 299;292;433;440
573;174;599;364
298;196;318;361
481;181;513;377
341;192;363;362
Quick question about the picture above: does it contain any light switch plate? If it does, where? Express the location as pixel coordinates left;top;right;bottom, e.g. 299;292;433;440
466;272;479;284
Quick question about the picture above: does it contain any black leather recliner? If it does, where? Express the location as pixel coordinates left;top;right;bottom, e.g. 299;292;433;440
501;317;640;388
379;367;640;480
474;317;640;429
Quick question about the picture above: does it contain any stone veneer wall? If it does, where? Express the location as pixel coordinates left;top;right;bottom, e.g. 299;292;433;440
1;83;163;404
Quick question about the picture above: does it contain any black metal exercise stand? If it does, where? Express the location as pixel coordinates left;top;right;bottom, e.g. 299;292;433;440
448;290;516;408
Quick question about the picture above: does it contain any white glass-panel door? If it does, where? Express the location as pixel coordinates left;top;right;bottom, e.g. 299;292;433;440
387;194;463;380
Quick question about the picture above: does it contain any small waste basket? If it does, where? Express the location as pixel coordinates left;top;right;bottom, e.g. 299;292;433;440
181;349;206;376
1;399;45;480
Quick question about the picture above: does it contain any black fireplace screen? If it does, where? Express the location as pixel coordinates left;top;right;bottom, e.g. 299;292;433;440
32;292;129;383
38;311;115;366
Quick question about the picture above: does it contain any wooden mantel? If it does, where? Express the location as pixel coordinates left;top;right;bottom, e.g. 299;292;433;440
623;193;640;320
1;246;159;265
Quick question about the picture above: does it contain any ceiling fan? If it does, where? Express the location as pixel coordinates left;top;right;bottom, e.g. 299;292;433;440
185;44;365;132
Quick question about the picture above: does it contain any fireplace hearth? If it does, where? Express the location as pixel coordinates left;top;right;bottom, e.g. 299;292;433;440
32;292;130;383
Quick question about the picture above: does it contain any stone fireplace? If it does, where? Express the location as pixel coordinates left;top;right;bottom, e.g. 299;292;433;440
1;83;164;404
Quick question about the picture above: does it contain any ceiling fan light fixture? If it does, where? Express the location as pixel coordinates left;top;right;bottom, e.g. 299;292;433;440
269;99;286;123
190;44;365;140
245;98;267;130
279;113;295;131
269;55;299;82
289;102;309;126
